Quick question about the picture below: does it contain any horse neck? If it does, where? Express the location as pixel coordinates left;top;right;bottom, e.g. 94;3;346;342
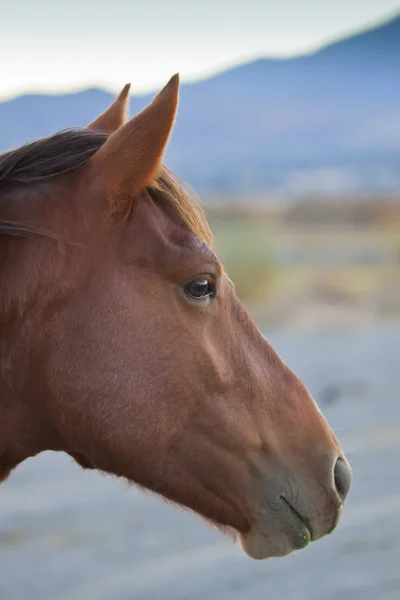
0;238;68;482
0;321;66;482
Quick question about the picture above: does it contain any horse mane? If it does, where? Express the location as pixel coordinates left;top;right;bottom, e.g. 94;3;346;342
0;129;214;249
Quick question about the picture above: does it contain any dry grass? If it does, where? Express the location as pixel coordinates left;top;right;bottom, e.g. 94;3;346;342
208;198;400;329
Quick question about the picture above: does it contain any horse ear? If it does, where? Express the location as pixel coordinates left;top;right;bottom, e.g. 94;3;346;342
87;83;131;132
87;74;179;203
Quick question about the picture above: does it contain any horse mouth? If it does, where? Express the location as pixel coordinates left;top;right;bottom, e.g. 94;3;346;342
280;496;313;541
239;497;312;560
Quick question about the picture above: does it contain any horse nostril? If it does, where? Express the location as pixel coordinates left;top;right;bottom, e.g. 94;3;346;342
333;457;352;502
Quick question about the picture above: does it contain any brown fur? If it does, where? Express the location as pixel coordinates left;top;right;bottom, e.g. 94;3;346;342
0;76;351;559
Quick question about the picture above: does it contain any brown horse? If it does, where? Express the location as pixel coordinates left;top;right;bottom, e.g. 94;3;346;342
0;75;351;560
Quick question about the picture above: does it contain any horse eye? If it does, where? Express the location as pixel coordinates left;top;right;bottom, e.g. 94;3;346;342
185;278;216;300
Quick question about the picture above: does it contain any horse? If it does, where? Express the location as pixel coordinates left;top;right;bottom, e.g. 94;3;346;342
0;74;351;560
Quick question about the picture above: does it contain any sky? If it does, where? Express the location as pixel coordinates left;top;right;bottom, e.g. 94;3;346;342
1;0;399;100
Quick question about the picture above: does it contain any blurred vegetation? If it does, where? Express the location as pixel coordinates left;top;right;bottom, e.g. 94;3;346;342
206;197;400;330
211;218;277;305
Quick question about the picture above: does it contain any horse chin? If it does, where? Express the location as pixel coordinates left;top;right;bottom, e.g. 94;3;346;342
239;522;311;560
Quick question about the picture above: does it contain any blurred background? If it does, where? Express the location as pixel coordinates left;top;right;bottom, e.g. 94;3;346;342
1;1;400;598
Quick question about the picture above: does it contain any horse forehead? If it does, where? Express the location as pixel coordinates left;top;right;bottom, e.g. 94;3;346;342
127;199;218;268
151;225;218;272
175;232;215;261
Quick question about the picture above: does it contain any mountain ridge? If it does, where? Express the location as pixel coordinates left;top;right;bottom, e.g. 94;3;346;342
1;12;399;197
